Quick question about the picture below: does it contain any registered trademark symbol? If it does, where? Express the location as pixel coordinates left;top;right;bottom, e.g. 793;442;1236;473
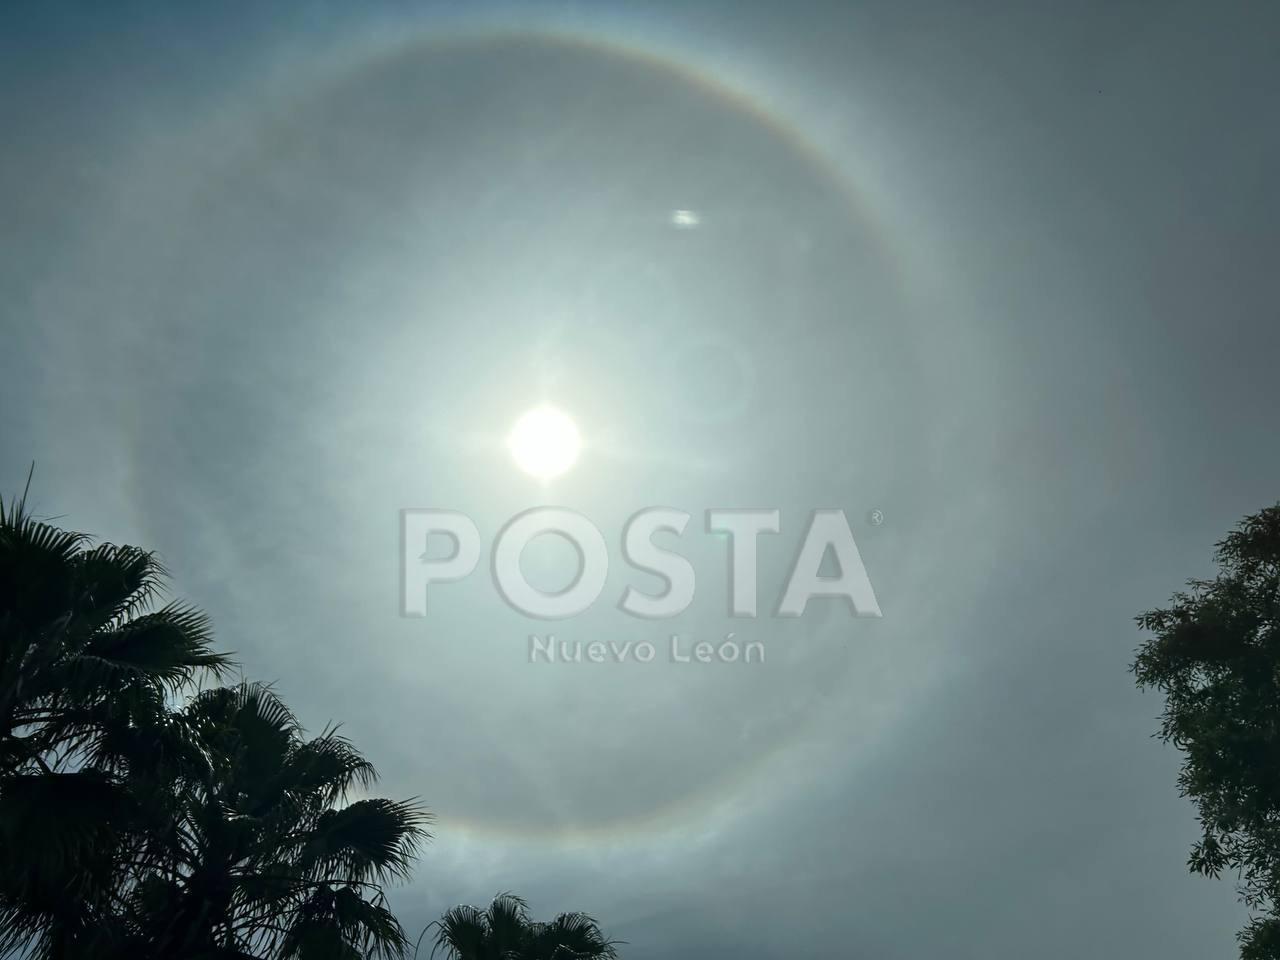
867;508;884;527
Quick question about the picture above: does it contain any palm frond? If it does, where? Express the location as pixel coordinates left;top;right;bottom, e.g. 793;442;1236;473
281;885;410;960
283;727;378;806
301;798;430;883
430;905;490;960
80;603;231;685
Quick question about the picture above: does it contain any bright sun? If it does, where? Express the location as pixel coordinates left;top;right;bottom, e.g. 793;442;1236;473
508;406;582;480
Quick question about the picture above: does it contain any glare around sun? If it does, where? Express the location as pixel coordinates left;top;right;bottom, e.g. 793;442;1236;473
508;406;582;479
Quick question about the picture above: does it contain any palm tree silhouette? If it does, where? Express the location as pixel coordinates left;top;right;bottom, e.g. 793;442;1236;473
1;486;618;958
0;488;231;956
426;893;620;960
0;489;428;958
122;682;429;958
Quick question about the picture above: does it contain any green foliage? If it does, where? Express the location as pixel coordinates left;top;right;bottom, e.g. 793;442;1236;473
1135;504;1280;959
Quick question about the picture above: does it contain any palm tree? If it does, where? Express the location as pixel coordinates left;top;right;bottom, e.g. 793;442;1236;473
0;490;430;959
0;488;232;958
0;490;615;959
120;682;430;959
427;893;620;960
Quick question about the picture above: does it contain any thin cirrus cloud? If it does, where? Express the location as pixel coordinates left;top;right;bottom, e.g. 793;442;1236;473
1;1;1278;957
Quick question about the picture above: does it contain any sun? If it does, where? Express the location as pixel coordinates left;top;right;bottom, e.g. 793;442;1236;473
507;406;582;480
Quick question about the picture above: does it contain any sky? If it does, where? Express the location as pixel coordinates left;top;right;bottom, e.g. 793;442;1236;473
2;1;1279;956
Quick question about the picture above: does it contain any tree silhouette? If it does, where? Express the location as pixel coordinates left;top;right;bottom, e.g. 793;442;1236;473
0;488;232;956
0;492;428;959
0;488;619;958
426;893;620;960
119;682;429;959
1135;504;1280;959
